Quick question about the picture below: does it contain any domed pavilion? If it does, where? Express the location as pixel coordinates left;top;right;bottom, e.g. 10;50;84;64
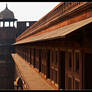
0;4;17;27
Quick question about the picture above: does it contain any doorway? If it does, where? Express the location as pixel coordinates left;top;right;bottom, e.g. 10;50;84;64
39;49;41;72
33;48;35;68
84;53;92;89
59;51;65;89
46;50;50;78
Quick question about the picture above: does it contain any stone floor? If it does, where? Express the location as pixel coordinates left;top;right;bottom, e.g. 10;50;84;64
12;53;56;90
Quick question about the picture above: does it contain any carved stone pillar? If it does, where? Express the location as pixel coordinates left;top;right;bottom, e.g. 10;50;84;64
9;21;10;27
13;21;15;27
3;21;5;27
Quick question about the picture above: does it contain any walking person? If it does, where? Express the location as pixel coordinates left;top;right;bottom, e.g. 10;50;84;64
16;77;23;90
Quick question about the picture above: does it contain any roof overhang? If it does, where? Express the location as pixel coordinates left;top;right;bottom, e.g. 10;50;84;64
14;17;92;45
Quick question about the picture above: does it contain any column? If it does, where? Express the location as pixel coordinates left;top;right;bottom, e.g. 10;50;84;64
13;21;15;27
3;21;5;27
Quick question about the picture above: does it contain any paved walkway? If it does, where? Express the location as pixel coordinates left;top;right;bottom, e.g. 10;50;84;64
12;54;55;90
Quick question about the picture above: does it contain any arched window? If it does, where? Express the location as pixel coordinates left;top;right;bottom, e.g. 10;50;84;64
0;22;3;27
14;21;17;28
10;22;13;27
26;22;29;27
5;22;9;27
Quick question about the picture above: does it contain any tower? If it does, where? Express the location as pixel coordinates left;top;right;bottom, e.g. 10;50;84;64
0;3;17;28
0;4;17;46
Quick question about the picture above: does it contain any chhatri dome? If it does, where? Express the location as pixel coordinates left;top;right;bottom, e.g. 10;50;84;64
0;4;15;19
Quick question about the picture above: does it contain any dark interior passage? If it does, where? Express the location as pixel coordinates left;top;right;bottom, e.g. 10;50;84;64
84;53;92;89
46;50;50;78
59;51;65;89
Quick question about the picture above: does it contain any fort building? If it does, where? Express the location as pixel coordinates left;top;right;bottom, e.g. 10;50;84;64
0;2;92;90
14;2;92;89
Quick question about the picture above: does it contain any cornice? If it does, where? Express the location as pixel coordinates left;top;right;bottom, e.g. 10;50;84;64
16;2;92;42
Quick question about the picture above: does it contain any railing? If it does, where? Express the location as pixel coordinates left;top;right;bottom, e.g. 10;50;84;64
16;2;87;41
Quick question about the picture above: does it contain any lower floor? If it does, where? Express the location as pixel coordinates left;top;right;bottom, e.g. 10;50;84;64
15;45;92;90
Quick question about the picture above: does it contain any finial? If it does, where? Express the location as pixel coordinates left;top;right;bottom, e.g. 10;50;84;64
6;3;8;9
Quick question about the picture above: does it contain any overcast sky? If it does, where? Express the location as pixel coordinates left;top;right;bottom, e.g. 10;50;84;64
0;2;60;21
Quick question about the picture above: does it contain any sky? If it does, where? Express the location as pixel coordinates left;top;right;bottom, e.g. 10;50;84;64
0;2;60;21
